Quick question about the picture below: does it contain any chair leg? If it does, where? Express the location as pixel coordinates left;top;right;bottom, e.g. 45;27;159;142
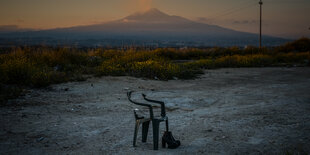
142;121;150;142
133;120;140;147
152;120;160;150
165;119;169;132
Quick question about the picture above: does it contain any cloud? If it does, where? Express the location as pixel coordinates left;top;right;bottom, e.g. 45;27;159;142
16;19;25;23
0;25;34;32
0;25;20;32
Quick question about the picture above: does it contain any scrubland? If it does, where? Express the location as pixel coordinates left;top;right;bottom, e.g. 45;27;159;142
1;38;310;103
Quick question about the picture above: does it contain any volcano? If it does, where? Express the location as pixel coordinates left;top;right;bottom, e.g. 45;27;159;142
0;8;287;47
62;8;252;36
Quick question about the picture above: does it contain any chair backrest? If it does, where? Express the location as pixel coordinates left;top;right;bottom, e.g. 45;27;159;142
127;91;154;119
142;93;166;117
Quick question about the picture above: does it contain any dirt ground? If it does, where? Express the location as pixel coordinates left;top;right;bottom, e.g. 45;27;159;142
1;67;310;154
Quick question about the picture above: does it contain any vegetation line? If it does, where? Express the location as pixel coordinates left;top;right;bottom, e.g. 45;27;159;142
0;38;309;104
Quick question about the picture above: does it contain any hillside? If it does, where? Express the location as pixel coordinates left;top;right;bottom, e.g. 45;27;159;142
0;8;288;47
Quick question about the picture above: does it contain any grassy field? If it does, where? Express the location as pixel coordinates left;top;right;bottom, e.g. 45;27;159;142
0;38;310;103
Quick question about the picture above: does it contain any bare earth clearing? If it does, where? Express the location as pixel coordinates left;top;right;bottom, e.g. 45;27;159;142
1;67;310;154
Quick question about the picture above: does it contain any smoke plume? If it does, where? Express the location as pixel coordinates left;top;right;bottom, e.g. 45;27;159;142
138;0;152;11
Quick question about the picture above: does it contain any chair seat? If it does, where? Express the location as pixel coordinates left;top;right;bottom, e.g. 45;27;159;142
135;108;165;120
136;113;167;121
156;116;168;121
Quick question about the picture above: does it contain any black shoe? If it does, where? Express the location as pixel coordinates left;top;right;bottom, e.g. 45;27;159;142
162;131;181;149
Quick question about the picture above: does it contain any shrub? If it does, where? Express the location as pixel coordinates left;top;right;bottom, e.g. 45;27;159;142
30;71;51;87
215;54;273;67
39;49;89;71
275;52;310;64
129;60;181;80
183;54;274;69
97;60;126;76
96;57;182;80
1;39;309;89
183;59;215;69
276;37;310;53
0;57;37;85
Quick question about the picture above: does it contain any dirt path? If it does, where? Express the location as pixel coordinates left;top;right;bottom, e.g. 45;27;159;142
1;67;310;154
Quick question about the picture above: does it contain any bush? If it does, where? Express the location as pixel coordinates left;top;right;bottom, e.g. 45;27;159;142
97;59;126;76
0;47;83;87
183;59;215;69
30;71;51;87
276;37;310;53
184;54;274;69
275;52;310;65
0;57;37;85
97;57;183;80
1;39;309;89
129;60;181;80
215;54;273;67
38;49;89;71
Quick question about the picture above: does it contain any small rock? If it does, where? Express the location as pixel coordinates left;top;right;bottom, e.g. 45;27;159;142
37;137;44;142
64;88;69;91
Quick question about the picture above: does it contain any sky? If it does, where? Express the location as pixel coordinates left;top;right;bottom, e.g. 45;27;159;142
0;0;309;39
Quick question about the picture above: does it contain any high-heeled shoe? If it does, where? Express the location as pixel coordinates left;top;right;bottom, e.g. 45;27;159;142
162;131;181;149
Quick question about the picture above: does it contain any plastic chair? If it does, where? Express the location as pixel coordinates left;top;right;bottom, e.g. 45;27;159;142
127;91;169;150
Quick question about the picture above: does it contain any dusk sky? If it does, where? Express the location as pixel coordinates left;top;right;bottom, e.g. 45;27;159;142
0;0;309;39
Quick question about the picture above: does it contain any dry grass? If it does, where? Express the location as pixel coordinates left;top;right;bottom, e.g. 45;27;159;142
0;38;309;103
